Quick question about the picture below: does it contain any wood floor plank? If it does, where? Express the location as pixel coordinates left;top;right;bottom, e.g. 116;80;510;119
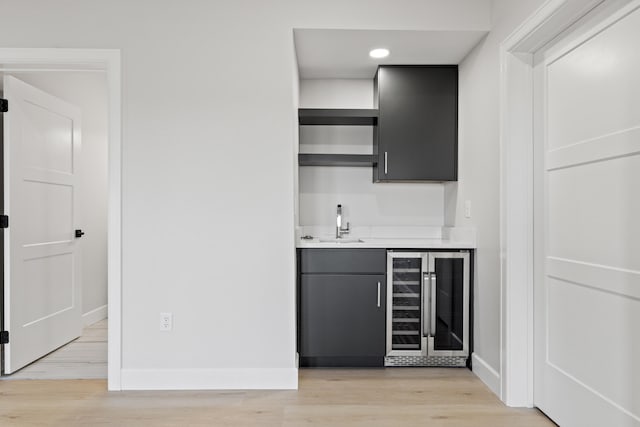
3;319;108;380
0;370;554;426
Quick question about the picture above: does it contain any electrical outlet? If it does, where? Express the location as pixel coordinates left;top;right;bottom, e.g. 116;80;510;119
464;200;472;219
160;312;173;331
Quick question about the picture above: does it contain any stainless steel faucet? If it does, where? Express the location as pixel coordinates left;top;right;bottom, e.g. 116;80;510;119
336;204;350;238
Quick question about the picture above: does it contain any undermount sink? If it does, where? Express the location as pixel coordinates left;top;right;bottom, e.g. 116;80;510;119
318;238;364;243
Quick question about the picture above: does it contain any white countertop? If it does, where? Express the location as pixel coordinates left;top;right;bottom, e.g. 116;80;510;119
295;226;476;249
297;237;475;249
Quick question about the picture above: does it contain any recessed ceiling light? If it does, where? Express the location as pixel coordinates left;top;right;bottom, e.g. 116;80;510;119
369;48;390;59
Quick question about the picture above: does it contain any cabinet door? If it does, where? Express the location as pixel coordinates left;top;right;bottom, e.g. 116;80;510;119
387;253;425;355
374;66;458;182
299;248;386;274
300;274;386;366
426;252;470;357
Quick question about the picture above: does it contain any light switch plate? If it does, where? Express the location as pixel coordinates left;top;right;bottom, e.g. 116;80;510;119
464;200;472;218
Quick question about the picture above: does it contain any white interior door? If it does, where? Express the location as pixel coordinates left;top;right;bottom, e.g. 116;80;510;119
3;75;82;374
534;5;640;426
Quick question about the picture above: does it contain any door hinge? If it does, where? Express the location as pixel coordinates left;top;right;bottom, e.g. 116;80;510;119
0;99;7;113
0;331;8;345
0;215;8;229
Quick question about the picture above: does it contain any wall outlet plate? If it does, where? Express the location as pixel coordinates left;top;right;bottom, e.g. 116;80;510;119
160;312;173;331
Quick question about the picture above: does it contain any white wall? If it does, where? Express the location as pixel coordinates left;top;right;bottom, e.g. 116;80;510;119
445;0;547;394
292;39;301;244
0;0;490;389
8;72;108;325
299;79;445;228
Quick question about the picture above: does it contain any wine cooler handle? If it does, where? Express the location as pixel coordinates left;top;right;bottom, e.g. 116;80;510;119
384;152;388;174
377;282;381;308
430;273;437;337
423;272;430;337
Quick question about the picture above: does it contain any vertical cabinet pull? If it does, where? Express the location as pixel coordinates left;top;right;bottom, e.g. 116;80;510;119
430;273;437;336
384;152;388;174
377;282;381;308
423;273;429;338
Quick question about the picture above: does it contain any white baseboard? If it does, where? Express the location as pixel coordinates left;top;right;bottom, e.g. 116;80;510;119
120;368;298;390
472;352;501;397
82;304;108;327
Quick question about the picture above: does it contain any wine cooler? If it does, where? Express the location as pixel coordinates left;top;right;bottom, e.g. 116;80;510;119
385;250;470;367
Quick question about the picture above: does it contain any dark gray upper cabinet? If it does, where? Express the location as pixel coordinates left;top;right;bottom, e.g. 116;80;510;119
373;65;458;182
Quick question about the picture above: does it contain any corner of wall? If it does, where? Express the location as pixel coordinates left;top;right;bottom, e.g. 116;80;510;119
82;304;108;327
443;182;459;227
292;31;301;231
472;352;501;397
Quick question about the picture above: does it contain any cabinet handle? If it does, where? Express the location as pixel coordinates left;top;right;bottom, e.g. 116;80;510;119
423;273;429;337
377;282;381;308
384;152;388;174
430;273;437;336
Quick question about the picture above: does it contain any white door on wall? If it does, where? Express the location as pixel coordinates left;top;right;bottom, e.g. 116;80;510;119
534;4;640;426
2;75;82;374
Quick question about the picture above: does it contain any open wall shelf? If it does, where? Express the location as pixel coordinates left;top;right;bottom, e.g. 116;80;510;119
298;108;377;167
298;108;379;126
298;154;374;167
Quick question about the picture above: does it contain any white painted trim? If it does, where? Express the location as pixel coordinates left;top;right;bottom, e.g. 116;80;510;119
105;51;123;392
82;304;108;327
503;0;602;53
121;368;299;391
0;68;105;73
499;46;535;408
543;0;640;64
498;0;631;408
0;48;122;391
472;353;501;397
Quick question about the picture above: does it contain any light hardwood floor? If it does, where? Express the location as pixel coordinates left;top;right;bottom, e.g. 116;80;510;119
3;319;107;380
0;368;554;426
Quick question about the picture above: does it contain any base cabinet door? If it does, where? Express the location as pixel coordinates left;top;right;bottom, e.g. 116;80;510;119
300;274;386;367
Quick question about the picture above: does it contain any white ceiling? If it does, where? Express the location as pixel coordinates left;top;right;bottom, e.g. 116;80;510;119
294;29;488;79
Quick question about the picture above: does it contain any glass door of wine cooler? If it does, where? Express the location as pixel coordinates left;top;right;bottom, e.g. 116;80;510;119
426;252;470;357
386;252;427;357
386;251;470;363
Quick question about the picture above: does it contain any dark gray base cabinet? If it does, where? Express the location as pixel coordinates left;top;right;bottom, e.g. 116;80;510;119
298;249;387;367
300;274;386;367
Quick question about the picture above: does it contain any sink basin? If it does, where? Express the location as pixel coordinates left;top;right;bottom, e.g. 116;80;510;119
318;238;364;243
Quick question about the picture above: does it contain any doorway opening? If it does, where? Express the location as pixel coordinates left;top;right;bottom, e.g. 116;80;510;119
0;49;121;390
1;71;108;379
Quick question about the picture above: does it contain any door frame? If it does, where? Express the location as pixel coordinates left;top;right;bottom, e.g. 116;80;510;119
0;48;122;390
499;0;635;407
